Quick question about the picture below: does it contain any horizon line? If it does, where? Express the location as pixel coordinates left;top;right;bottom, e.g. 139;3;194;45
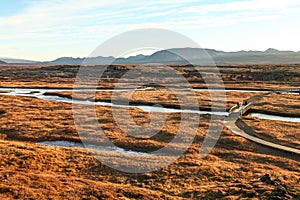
1;47;300;62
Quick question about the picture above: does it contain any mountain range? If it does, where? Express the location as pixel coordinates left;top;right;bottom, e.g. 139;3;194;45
0;58;37;64
2;48;300;65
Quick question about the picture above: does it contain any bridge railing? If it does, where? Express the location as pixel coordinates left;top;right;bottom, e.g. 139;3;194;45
228;104;238;114
240;103;252;116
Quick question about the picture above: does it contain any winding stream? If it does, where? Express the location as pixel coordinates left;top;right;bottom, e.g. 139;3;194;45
1;87;299;120
251;113;300;123
37;141;153;156
1;87;299;153
0;87;228;116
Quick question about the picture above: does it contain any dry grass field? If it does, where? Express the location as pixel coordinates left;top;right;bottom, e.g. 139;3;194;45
0;64;299;199
239;93;300;149
0;64;299;89
248;93;300;117
43;89;260;111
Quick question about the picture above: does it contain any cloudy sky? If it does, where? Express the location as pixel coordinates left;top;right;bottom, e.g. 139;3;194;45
1;0;300;61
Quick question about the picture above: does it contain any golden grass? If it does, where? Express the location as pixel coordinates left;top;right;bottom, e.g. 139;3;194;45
0;64;299;89
239;116;300;149
44;89;260;112
249;93;300;117
0;64;299;199
0;94;299;199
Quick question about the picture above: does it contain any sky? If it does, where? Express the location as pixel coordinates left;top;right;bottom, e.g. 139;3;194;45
1;0;300;61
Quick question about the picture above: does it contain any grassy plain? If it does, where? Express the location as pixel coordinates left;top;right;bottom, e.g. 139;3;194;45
0;64;299;199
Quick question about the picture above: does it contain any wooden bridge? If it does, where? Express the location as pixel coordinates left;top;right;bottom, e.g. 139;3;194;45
225;92;300;155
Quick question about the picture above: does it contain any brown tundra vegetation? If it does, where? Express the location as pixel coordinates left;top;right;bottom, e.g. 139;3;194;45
0;64;299;199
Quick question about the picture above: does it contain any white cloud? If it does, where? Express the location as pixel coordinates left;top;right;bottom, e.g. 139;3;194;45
1;0;299;38
1;0;300;60
185;0;300;13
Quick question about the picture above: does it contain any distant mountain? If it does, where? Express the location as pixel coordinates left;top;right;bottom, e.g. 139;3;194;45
3;48;300;65
144;48;220;64
42;57;84;65
49;48;300;65
140;48;300;64
115;54;148;64
0;58;36;64
0;60;6;64
41;56;115;65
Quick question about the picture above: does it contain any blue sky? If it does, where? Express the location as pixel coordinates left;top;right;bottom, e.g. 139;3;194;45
1;0;300;61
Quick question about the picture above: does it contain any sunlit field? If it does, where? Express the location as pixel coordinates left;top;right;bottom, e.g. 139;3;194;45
0;64;299;199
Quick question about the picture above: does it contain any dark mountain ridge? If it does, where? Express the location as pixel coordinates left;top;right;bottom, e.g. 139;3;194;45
3;48;300;65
